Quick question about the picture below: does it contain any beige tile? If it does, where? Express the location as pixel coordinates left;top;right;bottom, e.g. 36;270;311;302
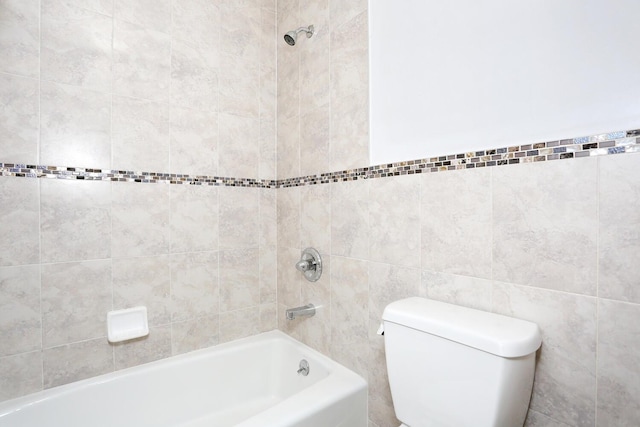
219;186;259;249
0;351;42;401
219;74;260;119
422;270;492;312
0;73;39;163
259;245;277;304
329;0;367;31
369;174;421;268
169;108;218;176
277;186;300;249
218;114;260;178
43;338;113;388
112;255;171;326
330;10;368;101
493;158;598;295
0;0;40;77
300;183;331;254
276;114;300;180
170;252;219;322
0;178;39;266
172;0;220;65
41;0;113;92
170;184;218;253
40;82;112;169
300;105;330;177
259;118;277;180
171;38;219;112
259;188;277;247
58;0;113;15
598;152;640;303
0;265;41;357
330;179;369;260
220;248;260;312
299;255;331;356
114;325;171;370
277;246;302;308
492;282;596;426
330;90;369;171
597;299;640;425
369;263;421;321
113;19;171;102
299;25;330;116
42;260;112;348
368;320;399;427
276;43;299;122
114;0;171;32
330;256;369;379
111;182;170;257
421;167;492;278
112;96;170;172
219;307;260;343
40;179;111;263
171;316;219;356
524;409;570;427
220;6;260;60
259;302;277;333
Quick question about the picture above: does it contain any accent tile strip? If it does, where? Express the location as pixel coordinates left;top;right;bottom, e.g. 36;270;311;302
1;129;639;189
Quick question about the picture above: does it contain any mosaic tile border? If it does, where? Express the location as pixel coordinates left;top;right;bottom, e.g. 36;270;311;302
1;129;639;189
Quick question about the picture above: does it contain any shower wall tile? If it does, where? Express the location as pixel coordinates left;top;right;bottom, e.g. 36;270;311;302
172;0;221;58
259;302;277;332
597;299;640;425
41;0;113;92
171;38;219;113
43;338;113;389
0;351;42;401
299;255;331;355
492;282;597;426
276;47;299;122
219;307;261;343
171;316;220;356
218;114;260;178
0;73;39;164
220;6;261;61
329;0;367;31
259;245;277;304
0;0;40;78
493;158;598;296
259;119;277;180
369;263;421;321
114;325;172;370
40;179;111;263
277;245;302;308
369;174;420;268
330;10;368;101
598;152;640;303
276;114;300;179
300;183;331;254
330;89;369;171
422;270;492;312
111;182;170;257
300;105;330;177
40;81;112;169
219;186;260;249
421;167;492;279
259;188;277;247
0;178;39;266
330;178;369;259
170;252;219;321
113;19;171;102
299;22;330;116
114;0;171;32
220;248;260;312
169;108;218;176
41;260;112;348
0;265;41;357
170;184;219;253
111;96;170;172
525;410;571;427
62;0;113;16
277;186;300;248
112;255;171;326
219;75;260;119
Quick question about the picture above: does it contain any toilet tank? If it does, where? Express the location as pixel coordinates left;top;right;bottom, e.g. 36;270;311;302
382;297;542;427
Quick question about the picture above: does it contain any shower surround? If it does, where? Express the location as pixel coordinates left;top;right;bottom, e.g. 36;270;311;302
2;1;640;427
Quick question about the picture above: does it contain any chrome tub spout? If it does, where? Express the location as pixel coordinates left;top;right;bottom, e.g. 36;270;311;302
286;304;316;320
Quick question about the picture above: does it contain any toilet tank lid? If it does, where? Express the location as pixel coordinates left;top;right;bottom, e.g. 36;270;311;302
382;297;542;358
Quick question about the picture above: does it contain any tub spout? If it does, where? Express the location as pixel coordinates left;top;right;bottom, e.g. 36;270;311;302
286;304;316;320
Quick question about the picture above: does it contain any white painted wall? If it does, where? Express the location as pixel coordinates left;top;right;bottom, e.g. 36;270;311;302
369;0;640;163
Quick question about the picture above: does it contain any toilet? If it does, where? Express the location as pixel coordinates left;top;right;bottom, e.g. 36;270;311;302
382;297;542;427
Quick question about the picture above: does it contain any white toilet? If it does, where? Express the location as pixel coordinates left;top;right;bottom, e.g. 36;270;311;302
382;297;542;427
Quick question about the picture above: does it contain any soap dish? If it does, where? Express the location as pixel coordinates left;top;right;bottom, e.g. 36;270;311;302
107;307;149;343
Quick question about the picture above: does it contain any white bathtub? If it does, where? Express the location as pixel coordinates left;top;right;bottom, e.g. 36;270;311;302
0;330;367;427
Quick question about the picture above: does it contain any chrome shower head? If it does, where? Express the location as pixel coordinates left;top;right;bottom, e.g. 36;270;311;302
284;25;314;46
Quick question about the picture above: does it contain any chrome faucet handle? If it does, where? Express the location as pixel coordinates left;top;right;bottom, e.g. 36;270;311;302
295;248;322;282
295;259;312;272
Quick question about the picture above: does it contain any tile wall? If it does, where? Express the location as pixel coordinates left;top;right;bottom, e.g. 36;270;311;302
275;1;640;427
0;0;277;401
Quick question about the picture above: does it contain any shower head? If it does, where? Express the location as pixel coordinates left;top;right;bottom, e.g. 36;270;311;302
284;25;314;46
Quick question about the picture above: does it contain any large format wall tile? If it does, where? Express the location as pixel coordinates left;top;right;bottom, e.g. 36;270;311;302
43;338;113;388
171;316;219;356
493;158;598;295
300;183;331;254
40;82;112;169
492;282;597;426
171;38;219;112
42;260;112;348
598;152;640;303
41;0;113;92
421;167;492;278
113;325;171;370
169;108;218;176
330;178;369;259
597;299;640;425
423;270;492;311
0;0;40;78
170;252;219;322
219;186;259;249
0;178;39;266
300;105;330;177
114;0;171;32
0;351;42;401
330;89;369;172
40;179;111;263
0;73;39;163
220;248;260;312
0;265;40;357
330;10;368;102
170;184;219;253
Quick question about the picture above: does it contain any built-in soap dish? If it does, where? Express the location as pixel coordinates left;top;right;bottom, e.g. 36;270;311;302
107;307;149;343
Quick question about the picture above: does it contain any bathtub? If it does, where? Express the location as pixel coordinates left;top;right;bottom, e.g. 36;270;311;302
0;330;367;427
